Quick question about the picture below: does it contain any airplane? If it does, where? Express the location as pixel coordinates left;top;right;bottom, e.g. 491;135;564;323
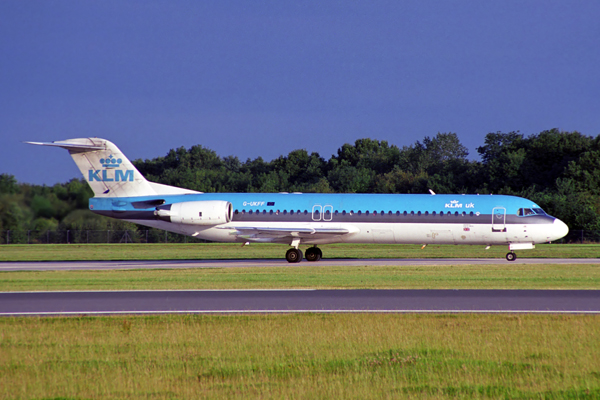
26;138;569;262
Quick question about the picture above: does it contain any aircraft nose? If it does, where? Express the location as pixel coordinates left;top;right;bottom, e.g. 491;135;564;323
551;218;569;241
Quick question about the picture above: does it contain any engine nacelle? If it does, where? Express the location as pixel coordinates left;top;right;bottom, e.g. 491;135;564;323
154;200;232;225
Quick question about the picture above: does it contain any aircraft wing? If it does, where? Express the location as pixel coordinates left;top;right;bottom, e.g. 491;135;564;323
222;225;358;243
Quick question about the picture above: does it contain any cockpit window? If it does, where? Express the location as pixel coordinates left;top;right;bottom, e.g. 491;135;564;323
518;208;547;216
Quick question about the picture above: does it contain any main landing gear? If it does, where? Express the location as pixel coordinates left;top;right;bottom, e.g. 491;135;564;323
285;246;323;263
506;252;517;262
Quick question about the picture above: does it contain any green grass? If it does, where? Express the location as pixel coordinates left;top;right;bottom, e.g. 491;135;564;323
0;244;600;291
1;243;599;291
0;242;599;261
2;243;599;398
2;263;600;291
1;314;599;399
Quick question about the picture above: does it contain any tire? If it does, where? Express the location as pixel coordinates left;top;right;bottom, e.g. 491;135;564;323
305;247;322;262
506;252;517;262
286;248;303;263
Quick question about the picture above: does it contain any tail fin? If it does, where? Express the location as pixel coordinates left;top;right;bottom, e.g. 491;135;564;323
26;138;170;197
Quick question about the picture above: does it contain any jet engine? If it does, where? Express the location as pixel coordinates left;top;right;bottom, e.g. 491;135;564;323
154;201;233;225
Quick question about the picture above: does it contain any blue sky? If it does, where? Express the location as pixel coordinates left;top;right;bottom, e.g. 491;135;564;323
2;1;599;185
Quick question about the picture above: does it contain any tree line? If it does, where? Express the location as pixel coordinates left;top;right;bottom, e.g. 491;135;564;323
2;129;599;239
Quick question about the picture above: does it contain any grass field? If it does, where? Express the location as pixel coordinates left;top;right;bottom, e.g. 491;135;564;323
2;263;600;291
1;243;599;292
0;242;599;262
1;314;599;399
1;243;599;398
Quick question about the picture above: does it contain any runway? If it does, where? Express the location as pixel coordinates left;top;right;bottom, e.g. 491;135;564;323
2;289;600;316
1;257;599;271
2;259;599;316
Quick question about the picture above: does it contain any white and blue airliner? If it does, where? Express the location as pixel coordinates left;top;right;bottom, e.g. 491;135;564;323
27;138;569;262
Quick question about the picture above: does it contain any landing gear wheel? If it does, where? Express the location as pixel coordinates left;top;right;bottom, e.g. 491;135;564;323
305;247;323;262
286;248;303;263
506;252;517;262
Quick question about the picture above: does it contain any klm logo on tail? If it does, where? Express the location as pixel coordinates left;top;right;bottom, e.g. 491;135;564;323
88;154;134;182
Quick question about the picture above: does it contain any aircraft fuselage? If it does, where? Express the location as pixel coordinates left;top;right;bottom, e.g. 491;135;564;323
89;192;567;248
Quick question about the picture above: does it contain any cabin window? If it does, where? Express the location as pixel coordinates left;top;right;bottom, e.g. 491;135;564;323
290;210;294;215
410;211;414;215
432;211;436;216
425;211;429;216
365;211;370;216
469;212;473;216
417;211;421;216
342;210;346;216
270;210;273;215
234;210;239;215
358;211;362;215
335;211;339;215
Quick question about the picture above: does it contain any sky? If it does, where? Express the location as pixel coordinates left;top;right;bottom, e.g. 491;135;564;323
1;1;599;185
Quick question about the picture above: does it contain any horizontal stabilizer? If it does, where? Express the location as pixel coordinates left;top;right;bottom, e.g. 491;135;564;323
24;141;106;152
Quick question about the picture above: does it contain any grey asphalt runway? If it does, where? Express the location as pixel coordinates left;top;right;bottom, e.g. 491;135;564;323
1;257;599;271
2;289;599;315
2;259;599;316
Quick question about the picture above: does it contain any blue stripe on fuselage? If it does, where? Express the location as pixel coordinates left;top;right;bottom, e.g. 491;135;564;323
89;193;541;216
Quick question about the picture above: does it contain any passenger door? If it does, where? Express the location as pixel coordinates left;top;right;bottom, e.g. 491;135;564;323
492;207;507;233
